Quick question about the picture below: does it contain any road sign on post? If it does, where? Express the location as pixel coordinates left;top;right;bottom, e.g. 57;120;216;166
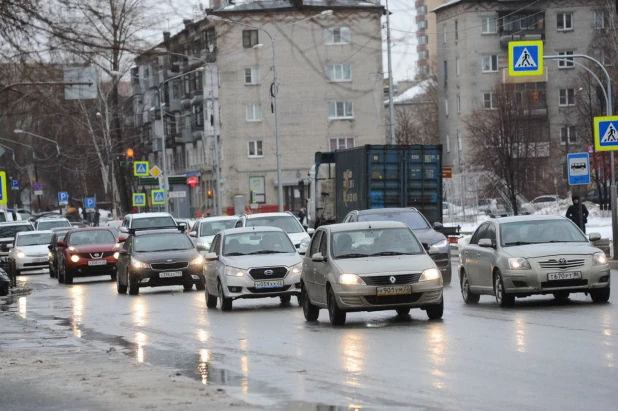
134;161;149;177
149;165;162;178
508;40;543;77
85;197;96;212
442;167;453;179
58;191;69;205
0;172;7;205
10;179;19;191
152;189;165;205
594;116;618;151
132;193;146;207
567;153;591;185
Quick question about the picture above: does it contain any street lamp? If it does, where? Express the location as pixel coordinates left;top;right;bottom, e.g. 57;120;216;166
208;10;333;212
14;129;60;157
95;111;119;218
3;137;40;210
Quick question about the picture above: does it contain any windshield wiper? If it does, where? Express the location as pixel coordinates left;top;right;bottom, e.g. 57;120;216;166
247;250;289;255
503;241;533;246
225;252;246;256
370;251;409;256
336;253;370;259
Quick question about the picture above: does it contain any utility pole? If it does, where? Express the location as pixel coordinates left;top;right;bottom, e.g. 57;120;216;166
385;0;396;145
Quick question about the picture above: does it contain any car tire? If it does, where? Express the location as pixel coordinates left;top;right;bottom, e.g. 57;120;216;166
426;298;444;320
0;284;8;296
196;282;206;291
58;263;65;284
128;272;139;295
65;268;73;285
461;270;480;304
206;288;218;308
302;286;319;321
116;273;127;294
183;284;194;291
396;308;411;316
110;271;117;281
327;287;346;326
553;291;570;302
218;281;232;311
590;286;610;303
442;271;451;287
494;271;514;307
280;295;291;304
49;265;55;278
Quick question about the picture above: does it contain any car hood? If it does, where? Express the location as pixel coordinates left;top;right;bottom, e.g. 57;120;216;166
133;248;199;263
68;244;118;253
502;242;601;258
222;253;302;269
16;245;49;255
197;235;215;244
286;232;310;245
332;254;436;275
412;228;446;246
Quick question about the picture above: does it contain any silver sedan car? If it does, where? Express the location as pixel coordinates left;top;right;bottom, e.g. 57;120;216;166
459;215;610;306
204;227;303;311
301;221;444;325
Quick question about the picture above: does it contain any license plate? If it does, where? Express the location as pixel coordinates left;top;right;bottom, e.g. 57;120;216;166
160;271;183;278
255;280;284;289
547;271;582;281
88;260;107;266
34;258;49;263
377;285;413;296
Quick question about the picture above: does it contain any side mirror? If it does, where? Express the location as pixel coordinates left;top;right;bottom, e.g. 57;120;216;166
205;252;218;261
478;238;495;248
433;222;443;230
428;246;440;255
57;240;65;247
311;252;327;263
189;231;198;238
119;250;129;256
588;232;602;242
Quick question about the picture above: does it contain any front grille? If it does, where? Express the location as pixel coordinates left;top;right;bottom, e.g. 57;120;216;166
77;265;114;274
78;251;114;259
151;261;189;270
538;258;586;270
364;293;422;305
247;285;291;293
23;262;49;267
249;267;288;280
362;273;421;286
541;279;588;288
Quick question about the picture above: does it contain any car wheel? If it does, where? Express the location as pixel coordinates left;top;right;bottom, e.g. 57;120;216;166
58;263;65;284
302;286;319;321
280;295;291;304
218;281;232;311
196;282;206;291
0;283;8;296
65;268;73;285
116;270;127;294
461;270;480;304
49;265;55;278
494;270;514;307
396;308;410;316
128;272;139;295
206;287;218;308
110;271;117;281
426;298;444;320
327;286;346;326
553;291;570;302
183;284;194;291
590;286;610;303
442;270;451;287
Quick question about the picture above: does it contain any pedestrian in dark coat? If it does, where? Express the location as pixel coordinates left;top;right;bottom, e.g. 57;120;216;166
298;208;307;227
93;209;100;227
566;195;589;233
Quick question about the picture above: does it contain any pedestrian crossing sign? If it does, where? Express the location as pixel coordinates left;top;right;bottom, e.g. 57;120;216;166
134;161;149;177
152;189;165;205
0;171;7;205
594;116;618;151
508;40;543;77
132;193;146;207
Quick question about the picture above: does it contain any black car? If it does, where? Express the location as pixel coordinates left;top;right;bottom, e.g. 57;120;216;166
115;227;206;295
49;227;75;278
342;208;452;285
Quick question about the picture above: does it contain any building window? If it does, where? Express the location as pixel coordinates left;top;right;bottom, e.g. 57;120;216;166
559;88;575;106
456;58;460;76
184;74;191;95
444;98;449;117
171;80;181;99
558;51;574;68
244;68;260;85
327;64;351;81
602;50;613;66
483;92;495;109
455;20;458;40
418;20;427;29
560;126;577;144
481;17;497;34
245;104;263;121
457;94;461;113
419;50;428;60
328;101;353;119
325;27;350;44
443;26;447;44
194;72;202;90
446;135;450;153
594;11;606;29
557;13;573;31
194;105;204;127
457;130;462;150
242;30;259;48
416;5;427;15
329;137;355;151
482;55;498;72
248;140;263;158
443;60;448;85
418;35;428;45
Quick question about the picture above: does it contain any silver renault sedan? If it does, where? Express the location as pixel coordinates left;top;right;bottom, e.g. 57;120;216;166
300;221;444;325
459;215;610;307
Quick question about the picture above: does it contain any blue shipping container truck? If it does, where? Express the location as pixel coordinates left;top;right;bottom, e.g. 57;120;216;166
308;145;443;227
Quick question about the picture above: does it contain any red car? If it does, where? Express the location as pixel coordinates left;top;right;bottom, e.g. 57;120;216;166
57;227;121;285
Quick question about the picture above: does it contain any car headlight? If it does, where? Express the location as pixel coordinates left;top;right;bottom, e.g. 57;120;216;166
16;250;25;259
70;255;80;263
131;258;149;269
593;252;608;265
289;262;302;275
113;252;120;260
419;267;441;282
432;239;448;248
299;237;311;249
508;257;531;270
48;251;53;258
338;273;365;285
191;255;205;266
225;266;246;277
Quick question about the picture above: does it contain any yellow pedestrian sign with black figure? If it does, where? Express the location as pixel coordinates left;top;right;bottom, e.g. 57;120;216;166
508;40;543;77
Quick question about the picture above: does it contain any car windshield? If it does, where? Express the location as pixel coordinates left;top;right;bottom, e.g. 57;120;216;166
358;212;430;230
0;225;32;238
69;230;116;246
332;228;424;259
222;231;296;256
132;216;176;229
500;220;588;246
134;233;194;252
200;220;237;237
245;216;304;234
38;220;71;230
16;233;53;246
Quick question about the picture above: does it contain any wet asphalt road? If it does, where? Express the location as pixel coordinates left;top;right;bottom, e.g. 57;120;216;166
2;260;617;410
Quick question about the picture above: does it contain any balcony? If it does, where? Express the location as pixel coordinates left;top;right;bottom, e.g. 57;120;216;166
498;12;545;49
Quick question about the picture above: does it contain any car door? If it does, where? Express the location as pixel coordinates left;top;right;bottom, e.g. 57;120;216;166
57;233;69;270
303;230;323;297
205;234;221;293
464;223;488;288
313;229;330;305
477;222;497;291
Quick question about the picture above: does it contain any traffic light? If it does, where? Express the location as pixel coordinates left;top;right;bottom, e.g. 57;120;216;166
126;148;135;158
207;189;213;199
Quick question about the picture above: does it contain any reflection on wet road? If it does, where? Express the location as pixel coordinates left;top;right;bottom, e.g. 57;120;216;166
4;267;618;410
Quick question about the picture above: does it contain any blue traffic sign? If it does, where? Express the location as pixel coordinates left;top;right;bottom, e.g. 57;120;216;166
567;153;590;186
85;197;96;211
11;179;19;190
594;116;618;151
508;40;543;77
133;193;146;207
33;181;42;191
58;191;69;203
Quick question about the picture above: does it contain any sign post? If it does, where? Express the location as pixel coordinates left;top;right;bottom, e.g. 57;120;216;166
10;179;19;191
132;193;146;208
134;161;149;177
508;40;543;77
58;191;69;206
567;153;591;185
85;197;96;212
442;167;453;179
152;189;165;206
